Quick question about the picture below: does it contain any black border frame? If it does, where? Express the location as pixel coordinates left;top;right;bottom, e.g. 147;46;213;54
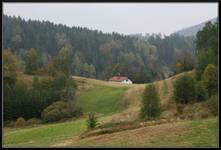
1;0;219;149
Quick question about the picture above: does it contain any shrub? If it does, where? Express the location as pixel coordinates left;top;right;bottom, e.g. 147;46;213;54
182;102;213;120
195;50;214;80
176;103;185;115
3;120;11;126
14;117;26;127
7;121;16;127
140;84;161;120
207;95;218;116
51;72;67;90
26;118;42;126
4;120;15;127
173;74;196;104
202;64;218;96
41;101;82;123
195;82;208;102
87;112;97;129
60;78;77;101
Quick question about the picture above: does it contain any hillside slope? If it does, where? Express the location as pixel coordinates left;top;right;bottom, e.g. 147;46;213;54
4;71;217;147
4;117;218;147
73;71;193;124
55;118;218;147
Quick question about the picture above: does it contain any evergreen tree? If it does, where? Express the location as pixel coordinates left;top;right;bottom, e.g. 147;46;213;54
3;49;17;88
201;64;218;96
173;74;196;104
140;84;161;120
24;48;40;74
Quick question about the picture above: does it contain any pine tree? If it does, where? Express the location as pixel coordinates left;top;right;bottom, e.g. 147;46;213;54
140;84;161;120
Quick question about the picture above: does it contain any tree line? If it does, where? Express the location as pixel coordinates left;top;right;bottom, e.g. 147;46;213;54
3;15;195;83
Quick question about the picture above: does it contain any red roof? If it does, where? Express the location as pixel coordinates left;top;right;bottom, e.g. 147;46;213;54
109;76;128;82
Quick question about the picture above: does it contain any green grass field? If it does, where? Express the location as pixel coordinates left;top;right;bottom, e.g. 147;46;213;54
4;117;217;147
3;119;87;147
76;86;129;115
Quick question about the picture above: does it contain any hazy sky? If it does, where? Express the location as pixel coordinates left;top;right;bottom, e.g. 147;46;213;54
3;3;218;35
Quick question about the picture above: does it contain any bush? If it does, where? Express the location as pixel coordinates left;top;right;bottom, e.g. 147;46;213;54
4;120;15;128
140;84;161;120
41;101;82;123
195;82;208;102
8;121;16;127
87;112;97;129
207;95;218;116
202;64;218;96
14;117;26;127
181;102;213;120
26;118;42;126
195;50;214;80
176;103;185;115
173;74;196;104
51;72;67;90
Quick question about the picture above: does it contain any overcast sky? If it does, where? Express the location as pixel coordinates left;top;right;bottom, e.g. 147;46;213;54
3;3;218;35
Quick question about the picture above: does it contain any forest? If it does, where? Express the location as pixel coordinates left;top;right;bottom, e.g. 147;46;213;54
3;15;195;83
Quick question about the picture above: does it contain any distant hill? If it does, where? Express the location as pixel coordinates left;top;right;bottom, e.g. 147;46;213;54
173;17;218;37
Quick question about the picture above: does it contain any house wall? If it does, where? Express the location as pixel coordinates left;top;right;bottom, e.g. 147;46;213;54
121;79;133;84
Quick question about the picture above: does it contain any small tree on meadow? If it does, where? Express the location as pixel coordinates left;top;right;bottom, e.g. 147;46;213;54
87;112;97;129
173;74;196;104
140;84;161;120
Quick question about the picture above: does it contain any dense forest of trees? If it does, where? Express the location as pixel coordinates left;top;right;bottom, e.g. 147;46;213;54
3;15;195;83
3;48;80;122
148;34;195;73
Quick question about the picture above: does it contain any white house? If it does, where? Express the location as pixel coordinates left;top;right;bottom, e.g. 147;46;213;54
121;79;133;84
109;75;133;84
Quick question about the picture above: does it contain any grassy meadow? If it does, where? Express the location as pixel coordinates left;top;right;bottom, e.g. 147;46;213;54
76;86;129;115
4;117;218;147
